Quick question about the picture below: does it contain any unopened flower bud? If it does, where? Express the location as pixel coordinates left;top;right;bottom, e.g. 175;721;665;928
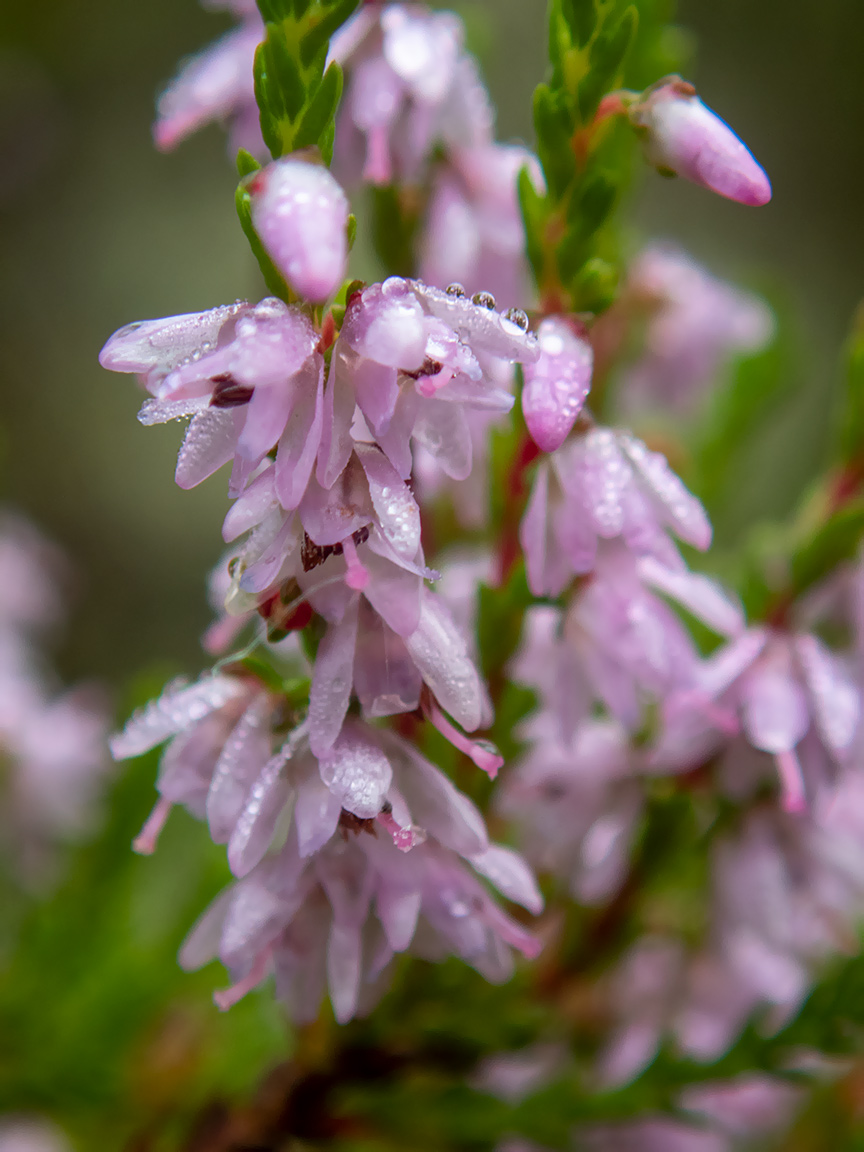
521;316;593;453
249;158;350;303
629;76;772;207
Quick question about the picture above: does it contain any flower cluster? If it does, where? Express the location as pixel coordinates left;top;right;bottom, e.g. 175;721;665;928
0;512;109;885
99;0;861;1144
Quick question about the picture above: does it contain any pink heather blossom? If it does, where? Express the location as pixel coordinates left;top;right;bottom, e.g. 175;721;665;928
419;145;542;305
521;316;594;453
100;298;323;501
576;1117;729;1152
677;1074;803;1139
248;159;350;303
180;820;540;1022
0;513;110;883
618;244;774;413
112;665;505;870
332;4;486;188
497;711;642;906
514;547;742;735
331;277;536;482
0;1118;73;1152
653;627;861;812
520;428;712;598
629;77;772;207
471;1042;568;1104
153;2;264;157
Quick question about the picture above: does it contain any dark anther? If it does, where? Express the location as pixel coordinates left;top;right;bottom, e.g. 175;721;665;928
210;374;254;407
403;357;443;380
302;526;369;572
302;533;339;572
445;282;467;298
504;307;530;332
472;291;496;310
338;809;378;839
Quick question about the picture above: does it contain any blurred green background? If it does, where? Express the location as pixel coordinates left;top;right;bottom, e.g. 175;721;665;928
0;0;861;689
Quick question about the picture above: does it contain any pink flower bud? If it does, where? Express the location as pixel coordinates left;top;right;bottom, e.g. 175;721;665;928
521;316;593;453
249;158;350;302
629;77;772;207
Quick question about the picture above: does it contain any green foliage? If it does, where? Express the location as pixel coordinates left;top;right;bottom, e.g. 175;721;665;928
253;0;358;162
837;302;864;468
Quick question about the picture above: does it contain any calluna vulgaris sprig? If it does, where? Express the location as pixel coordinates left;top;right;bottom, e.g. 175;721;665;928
96;0;864;1147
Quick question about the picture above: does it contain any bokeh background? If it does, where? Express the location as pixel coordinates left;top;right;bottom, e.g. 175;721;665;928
1;0;862;689
1;0;863;1144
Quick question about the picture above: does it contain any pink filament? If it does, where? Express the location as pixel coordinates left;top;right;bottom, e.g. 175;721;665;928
132;796;173;855
776;748;806;814
342;535;369;590
213;947;272;1011
423;697;504;779
377;810;426;852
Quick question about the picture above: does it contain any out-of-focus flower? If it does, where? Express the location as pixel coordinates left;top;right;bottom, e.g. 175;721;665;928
521;316;594;453
419;146;542;306
0;1117;72;1152
520;430;713;598
0;512;110;884
181;811;541;1023
654;627;860;812
617;244;774;413
576;1116;728;1152
249;159;350;303
153;1;264;157
628;76;772;206
677;1073;803;1139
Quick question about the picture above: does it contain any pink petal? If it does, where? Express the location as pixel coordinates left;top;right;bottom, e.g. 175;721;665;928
275;358;325;510
521;316;593;452
308;596;359;757
318;723;393;819
250;160;349;303
175;408;242;489
469;844;543;914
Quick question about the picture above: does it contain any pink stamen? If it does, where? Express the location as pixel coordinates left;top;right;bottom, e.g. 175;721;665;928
132;796;173;855
213;947;272;1011
342;535;369;591
363;126;392;185
377;810;427;852
416;368;451;398
482;901;542;959
776;748;806;814
423;697;504;779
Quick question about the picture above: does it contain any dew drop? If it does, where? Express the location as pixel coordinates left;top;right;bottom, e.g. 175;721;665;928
472;291;496;310
504;307;530;331
446;282;467;298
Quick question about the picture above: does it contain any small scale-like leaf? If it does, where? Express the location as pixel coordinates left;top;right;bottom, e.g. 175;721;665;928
561;0;596;47
837;303;864;467
293;60;343;152
790;500;864;599
578;5;638;122
533;83;574;199
300;0;360;66
236;149;262;178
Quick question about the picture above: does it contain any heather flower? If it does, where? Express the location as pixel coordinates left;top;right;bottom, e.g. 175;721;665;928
331;277;537;482
497;709;642;905
153;0;264;157
520;427;712;598
0;514;110;883
576;1116;729;1152
332;3;486;188
521;315;594;453
677;1074;803;1140
628;76;772;206
617;244;774;413
515;547;743;735
419;145;542;305
0;1118;73;1152
180;802;541;1021
100;297;324;501
248;159;350;303
653;627;861;812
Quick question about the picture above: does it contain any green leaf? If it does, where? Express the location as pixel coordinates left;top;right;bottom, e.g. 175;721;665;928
560;0;596;47
578;5;638;122
837;302;864;467
300;0;360;66
571;255;618;313
236;148;262;178
790;500;864;598
293;60;343;151
263;23;307;121
533;83;574;199
517;165;547;286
